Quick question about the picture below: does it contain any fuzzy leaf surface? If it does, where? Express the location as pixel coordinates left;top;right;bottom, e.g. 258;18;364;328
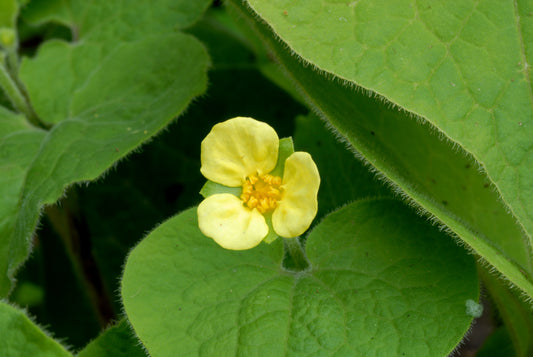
0;301;71;356
122;201;477;356
244;0;533;248
77;320;146;357
0;1;209;296
21;0;209;32
0;108;45;296
228;1;533;298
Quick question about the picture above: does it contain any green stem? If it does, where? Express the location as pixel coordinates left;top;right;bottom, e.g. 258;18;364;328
0;59;45;128
283;237;310;272
5;46;19;75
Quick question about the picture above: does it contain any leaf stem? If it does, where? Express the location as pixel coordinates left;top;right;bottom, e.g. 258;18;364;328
0;56;46;129
283;237;310;272
5;47;19;75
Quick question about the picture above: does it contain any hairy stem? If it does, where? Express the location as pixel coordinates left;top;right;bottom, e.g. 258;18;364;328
283;237;310;272
5;47;19;75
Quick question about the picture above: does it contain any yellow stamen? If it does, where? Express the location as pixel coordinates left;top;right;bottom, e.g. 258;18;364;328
241;173;283;214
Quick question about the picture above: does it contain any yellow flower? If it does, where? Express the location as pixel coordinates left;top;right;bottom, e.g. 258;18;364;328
197;117;320;250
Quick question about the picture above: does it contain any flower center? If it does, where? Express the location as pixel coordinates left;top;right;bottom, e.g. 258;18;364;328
241;173;283;214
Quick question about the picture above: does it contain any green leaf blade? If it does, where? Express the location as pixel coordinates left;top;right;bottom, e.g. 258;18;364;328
122;200;477;355
20;0;211;35
1;1;211;296
73;0;211;43
0;109;46;297
0;0;17;28
20;0;74;27
228;1;533;298
77;319;146;357
0;301;71;356
122;207;285;356
7;33;209;295
305;199;478;355
244;0;533;248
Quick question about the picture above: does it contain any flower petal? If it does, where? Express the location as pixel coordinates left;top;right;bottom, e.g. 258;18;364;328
272;152;320;238
200;117;279;187
197;193;268;250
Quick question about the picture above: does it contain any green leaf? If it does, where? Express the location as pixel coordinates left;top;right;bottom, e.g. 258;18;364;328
58;43;306;320
0;301;71;356
21;0;210;33
186;8;266;70
0;2;210;296
270;136;294;177
244;0;533;248
19;0;73;27
77;320;146;357
122;200;478;356
20;0;211;126
0;0;17;28
0;105;32;133
13;203;103;348
0;108;45;296
227;1;533;298
481;267;533;356
200;181;242;199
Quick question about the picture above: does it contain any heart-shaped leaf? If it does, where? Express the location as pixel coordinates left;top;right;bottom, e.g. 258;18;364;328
122;200;478;356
